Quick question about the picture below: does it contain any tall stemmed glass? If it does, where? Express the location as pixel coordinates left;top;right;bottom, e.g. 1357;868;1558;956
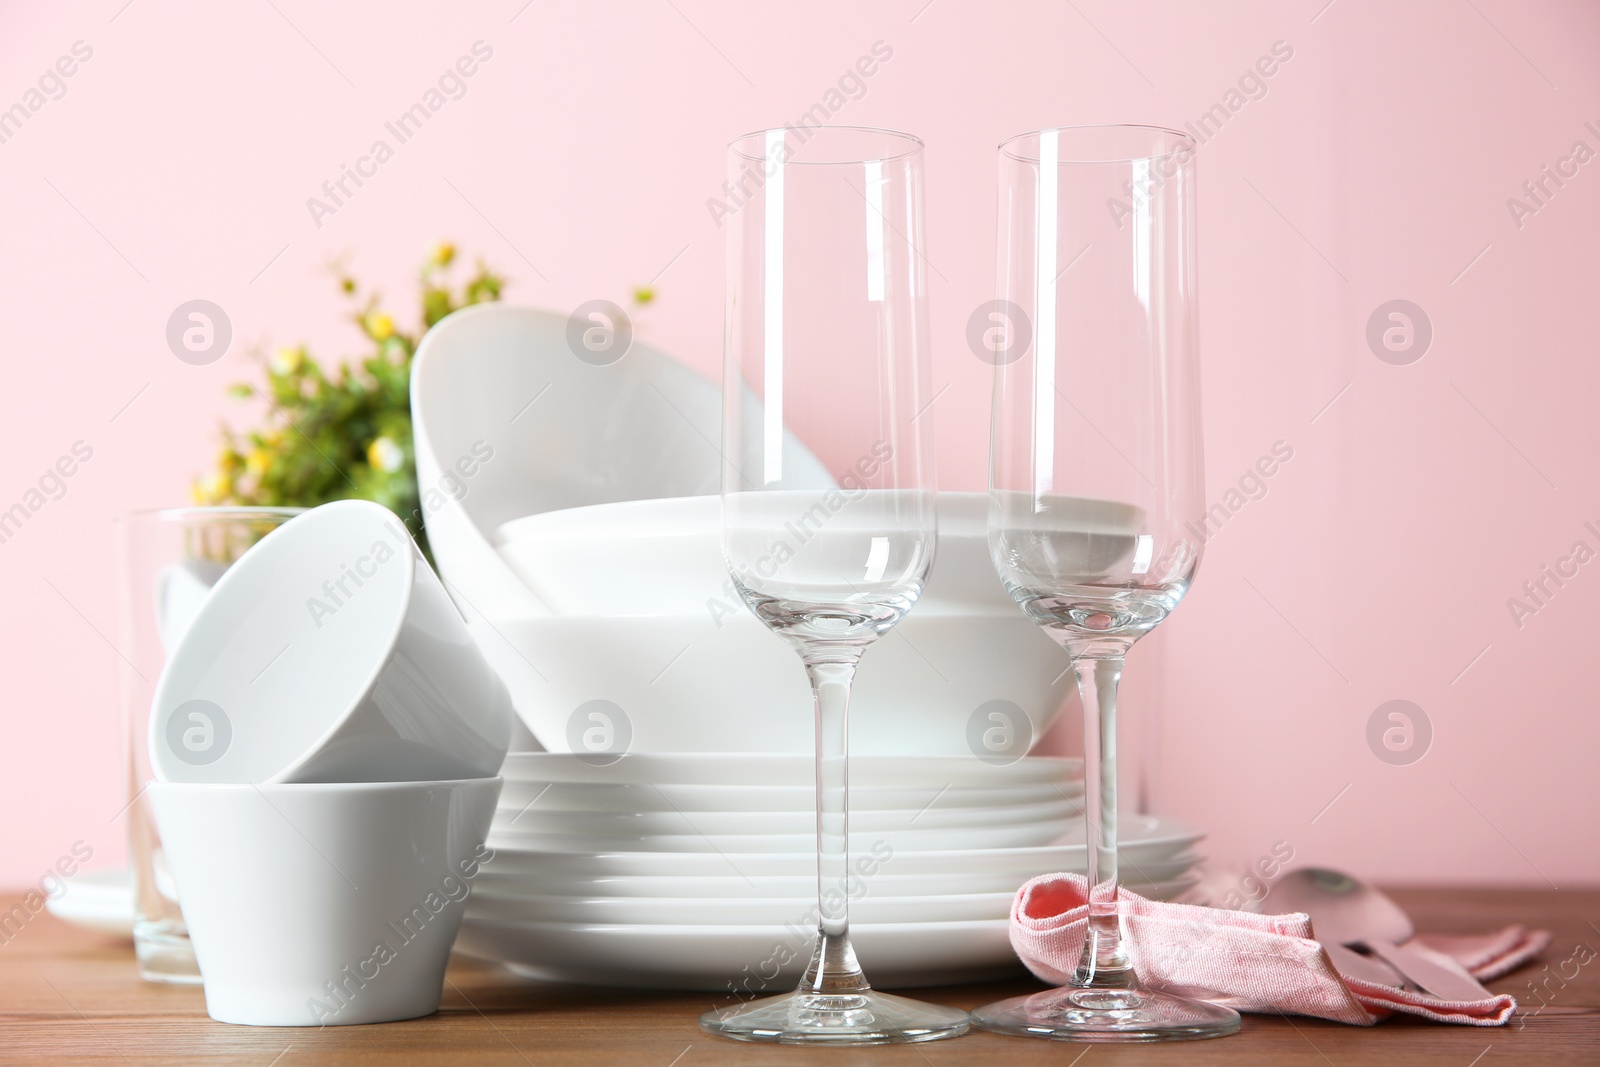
971;126;1239;1041
700;126;968;1045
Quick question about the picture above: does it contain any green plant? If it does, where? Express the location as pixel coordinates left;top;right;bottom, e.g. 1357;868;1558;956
194;242;504;559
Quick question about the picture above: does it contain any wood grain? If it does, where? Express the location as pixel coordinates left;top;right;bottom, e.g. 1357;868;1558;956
1;888;1595;1065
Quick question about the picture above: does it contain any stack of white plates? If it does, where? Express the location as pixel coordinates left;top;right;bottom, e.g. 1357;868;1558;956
458;754;1204;990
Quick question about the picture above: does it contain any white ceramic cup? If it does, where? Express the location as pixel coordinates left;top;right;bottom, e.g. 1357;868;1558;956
148;500;513;784
150;777;502;1026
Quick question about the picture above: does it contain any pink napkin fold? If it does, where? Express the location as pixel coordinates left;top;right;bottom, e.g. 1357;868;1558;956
1009;874;1551;1026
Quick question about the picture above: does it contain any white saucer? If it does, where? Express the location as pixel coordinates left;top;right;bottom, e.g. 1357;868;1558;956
43;868;135;937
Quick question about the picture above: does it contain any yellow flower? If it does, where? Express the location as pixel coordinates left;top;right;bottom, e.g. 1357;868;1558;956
633;285;656;306
218;448;243;473
432;241;456;267
364;312;395;341
269;346;303;375
245;448;271;477
367;436;405;473
193;472;232;504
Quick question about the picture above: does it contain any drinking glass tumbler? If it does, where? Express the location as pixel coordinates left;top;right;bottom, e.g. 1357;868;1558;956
116;506;302;982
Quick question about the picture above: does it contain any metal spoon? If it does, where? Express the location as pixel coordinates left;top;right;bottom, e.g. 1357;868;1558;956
1261;868;1493;1001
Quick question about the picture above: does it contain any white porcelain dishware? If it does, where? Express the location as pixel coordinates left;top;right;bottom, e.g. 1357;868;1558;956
491;796;1080;837
472;854;1204;900
44;868;136;937
150;777;501;1026
468;891;1021;926
494;778;1076;813
485;824;1067;855
475;815;1202;880
464;879;1202;929
409;303;833;730
494;492;1021;618
497;753;1080;788
148;500;513;784
455;917;1019;992
491;494;1066;758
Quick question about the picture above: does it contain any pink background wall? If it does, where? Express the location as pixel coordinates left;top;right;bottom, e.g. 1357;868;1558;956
2;1;1596;888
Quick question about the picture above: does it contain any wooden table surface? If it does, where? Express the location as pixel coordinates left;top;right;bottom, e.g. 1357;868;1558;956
2;888;1596;1066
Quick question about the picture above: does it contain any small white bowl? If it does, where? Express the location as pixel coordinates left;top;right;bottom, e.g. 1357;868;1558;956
150;777;501;1026
149;500;513;784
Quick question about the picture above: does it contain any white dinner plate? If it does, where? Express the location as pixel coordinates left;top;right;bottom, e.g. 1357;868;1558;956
499;753;1081;789
456;917;1022;991
466;890;1020;926
486;822;1068;854
495;779;1081;814
473;852;1205;900
478;816;1202;879
491;796;1081;837
464;875;1201;928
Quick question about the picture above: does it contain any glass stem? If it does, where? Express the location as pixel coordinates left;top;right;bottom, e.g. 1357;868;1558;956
798;655;869;997
1072;653;1134;989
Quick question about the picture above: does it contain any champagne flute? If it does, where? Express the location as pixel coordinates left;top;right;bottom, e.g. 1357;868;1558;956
971;125;1239;1041
699;125;968;1045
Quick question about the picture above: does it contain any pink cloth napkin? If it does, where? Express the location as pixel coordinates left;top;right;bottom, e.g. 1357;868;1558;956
1009;874;1551;1026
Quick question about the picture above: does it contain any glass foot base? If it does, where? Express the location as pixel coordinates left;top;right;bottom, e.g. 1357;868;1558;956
701;988;970;1046
971;985;1241;1042
134;921;202;985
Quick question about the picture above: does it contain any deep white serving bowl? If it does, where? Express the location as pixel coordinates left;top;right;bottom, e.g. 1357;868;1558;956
490;493;1070;756
488;610;1066;758
494;492;1021;618
410;304;833;738
409;306;1070;756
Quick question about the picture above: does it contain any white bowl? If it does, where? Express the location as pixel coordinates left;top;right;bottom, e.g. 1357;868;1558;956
489;493;1069;756
149;501;513;784
409;304;834;733
491;612;1063;758
494;493;1017;618
150;777;501;1026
